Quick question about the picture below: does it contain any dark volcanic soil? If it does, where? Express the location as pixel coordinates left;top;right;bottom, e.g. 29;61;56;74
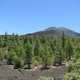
0;62;68;80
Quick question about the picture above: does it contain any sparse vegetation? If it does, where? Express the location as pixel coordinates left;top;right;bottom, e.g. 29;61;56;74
63;59;80;80
37;76;51;80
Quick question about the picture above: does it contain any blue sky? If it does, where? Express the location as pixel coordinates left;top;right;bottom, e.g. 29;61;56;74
0;0;80;35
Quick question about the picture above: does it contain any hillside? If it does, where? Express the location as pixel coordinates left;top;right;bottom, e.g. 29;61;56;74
27;27;80;37
0;28;80;80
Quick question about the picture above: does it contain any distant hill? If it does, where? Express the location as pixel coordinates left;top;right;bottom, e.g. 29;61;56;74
27;27;80;37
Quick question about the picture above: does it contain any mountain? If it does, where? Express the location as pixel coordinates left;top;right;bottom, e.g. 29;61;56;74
27;27;80;37
44;27;80;36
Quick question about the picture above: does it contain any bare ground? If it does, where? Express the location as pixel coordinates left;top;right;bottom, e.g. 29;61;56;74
0;61;70;80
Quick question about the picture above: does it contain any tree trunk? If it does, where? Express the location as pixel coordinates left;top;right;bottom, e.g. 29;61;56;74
28;62;31;69
59;57;62;65
44;63;47;69
59;61;62;65
69;53;71;60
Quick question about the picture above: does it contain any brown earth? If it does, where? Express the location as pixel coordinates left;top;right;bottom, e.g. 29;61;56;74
0;61;69;80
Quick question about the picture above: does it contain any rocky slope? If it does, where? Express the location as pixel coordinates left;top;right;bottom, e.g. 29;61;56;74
27;27;80;37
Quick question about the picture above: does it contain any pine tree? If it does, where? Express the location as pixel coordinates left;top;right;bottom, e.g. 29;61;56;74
34;39;41;61
0;36;3;48
25;40;34;69
41;43;52;69
62;31;65;49
53;47;65;65
66;39;73;60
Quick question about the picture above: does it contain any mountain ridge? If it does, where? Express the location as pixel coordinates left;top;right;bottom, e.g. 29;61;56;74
27;27;80;37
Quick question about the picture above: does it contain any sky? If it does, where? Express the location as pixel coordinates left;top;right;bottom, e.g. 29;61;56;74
0;0;80;35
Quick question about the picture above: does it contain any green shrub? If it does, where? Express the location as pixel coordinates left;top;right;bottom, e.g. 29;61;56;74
63;59;80;80
33;60;40;66
37;76;51;80
68;59;80;72
0;51;4;61
63;72;80;80
13;56;24;69
68;64;73;72
7;51;16;64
